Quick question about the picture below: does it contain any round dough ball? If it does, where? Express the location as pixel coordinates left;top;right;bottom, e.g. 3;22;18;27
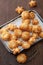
16;40;22;46
1;31;11;41
16;53;27;63
20;22;29;31
21;31;30;41
12;48;20;54
32;19;39;25
14;29;22;37
28;37;36;45
29;12;35;19
8;40;18;49
22;41;31;49
15;6;24;14
32;25;42;33
7;23;18;31
39;32;43;38
22;19;30;24
21;11;30;20
29;0;37;7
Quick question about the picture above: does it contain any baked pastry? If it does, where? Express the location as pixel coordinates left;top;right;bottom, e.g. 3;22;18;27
39;32;43;38
21;31;30;41
16;40;22;46
32;19;39;25
20;22;29;31
22;41;31;49
32;33;39;39
29;12;35;19
7;23;17;31
28;37;36;45
11;34;17;40
12;48;20;54
14;29;22;37
21;11;30;20
29;0;37;7
0;28;8;34
22;19;30;24
8;40;18;49
16;53;27;63
1;31;11;41
32;25;42;33
15;6;24;14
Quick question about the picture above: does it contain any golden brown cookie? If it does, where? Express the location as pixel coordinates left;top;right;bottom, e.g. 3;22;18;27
32;19;39;25
7;23;18;31
22;41;31;49
32;25;42;33
21;31;30;41
16;40;22;46
29;0;37;7
12;48;20;54
21;11;30;20
22;19;30;24
14;29;22;38
29;12;35;19
8;40;18;49
16;53;27;63
1;31;11;41
20;22;29;31
28;37;36;45
15;6;24;14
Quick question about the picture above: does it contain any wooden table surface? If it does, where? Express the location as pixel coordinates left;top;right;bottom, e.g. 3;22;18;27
0;0;43;65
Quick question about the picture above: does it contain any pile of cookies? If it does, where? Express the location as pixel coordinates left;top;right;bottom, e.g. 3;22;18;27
0;9;43;63
0;11;43;55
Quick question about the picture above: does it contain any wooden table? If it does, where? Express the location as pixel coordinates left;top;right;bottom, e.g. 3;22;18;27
0;0;43;65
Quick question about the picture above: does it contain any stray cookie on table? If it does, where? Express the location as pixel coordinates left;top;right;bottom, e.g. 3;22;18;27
15;6;24;14
16;53;27;63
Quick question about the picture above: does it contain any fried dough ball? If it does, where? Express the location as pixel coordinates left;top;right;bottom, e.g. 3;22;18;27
8;40;18;49
16;40;22;46
29;12;35;19
28;37;36;45
28;25;32;32
12;48;20;54
22;41;31;49
14;29;22;37
7;23;17;31
11;34;17;40
39;32;43;38
16;53;27;63
32;25;42;33
22;19;30;24
32;19;39;25
21;11;30;20
21;31;30;41
20;22;29;31
29;0;37;7
1;31;11;40
32;33;39;39
15;6;24;14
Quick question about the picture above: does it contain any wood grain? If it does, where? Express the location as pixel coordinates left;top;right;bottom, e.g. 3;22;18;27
0;0;43;65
